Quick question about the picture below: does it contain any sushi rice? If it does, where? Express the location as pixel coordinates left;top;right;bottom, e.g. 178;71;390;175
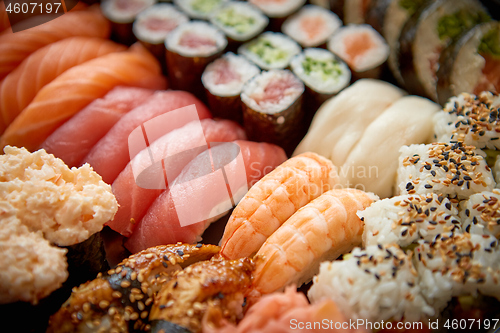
396;142;495;199
359;193;462;248
459;190;500;238
249;0;306;18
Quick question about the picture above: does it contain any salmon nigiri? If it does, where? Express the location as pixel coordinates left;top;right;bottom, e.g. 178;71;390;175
125;140;287;254
0;44;166;152
220;152;338;260
40;86;155;167
0;37;127;133
252;188;377;294
82;90;211;185
108;119;247;237
0;6;111;79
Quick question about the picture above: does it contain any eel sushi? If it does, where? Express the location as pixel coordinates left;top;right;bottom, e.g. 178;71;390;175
459;190;500;238
165;21;227;101
396;142;496;199
101;0;156;45
0;37;126;134
201;52;260;124
398;0;490;101
240;69;305;155
132;3;189;72
209;1;269;52
249;0;306;32
433;91;500;150
437;21;500;104
281;5;342;48
173;0;229;20
238;32;301;71
40;86;155;168
327;24;390;80
290;48;351;125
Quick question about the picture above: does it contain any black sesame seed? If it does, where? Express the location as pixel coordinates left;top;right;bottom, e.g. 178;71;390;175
424;184;433;189
163;255;169;261
445;202;452;210
196;243;202;248
430;207;438;212
160;305;166;309
177;250;184;256
364;269;371;274
457;180;464;186
374;274;380;280
465;209;470;217
378;244;383;250
429;221;438;225
424;164;431;170
162;261;169;268
463;175;472;181
431;170;436;177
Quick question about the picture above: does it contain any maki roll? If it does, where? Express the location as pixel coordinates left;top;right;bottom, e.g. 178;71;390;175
281;5;342;48
434;91;500;151
241;69;305;156
101;0;156;45
201;52;260;124
289;48;350;124
165;21;227;101
173;0;229;20
459;190;500;238
327;24;390;80
209;1;269;52
132;3;189;73
249;0;307;32
437;21;500;104
396;142;496;199
398;0;490;101
359;193;462;248
238;32;301;70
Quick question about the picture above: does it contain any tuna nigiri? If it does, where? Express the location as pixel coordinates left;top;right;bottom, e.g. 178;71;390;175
40;86;155;167
220;152;338;260
125;140;287;254
0;6;111;79
0;37;127;133
82;90;211;185
108;119;247;237
0;44;166;152
252;188;377;294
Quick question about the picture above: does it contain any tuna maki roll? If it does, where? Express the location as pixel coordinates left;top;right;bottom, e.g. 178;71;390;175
397;142;495;199
165;21;227;101
281;5;342;48
359;193;462;248
437;21;500;104
434;91;500;150
241;69;304;156
201;52;260;123
238;32;301;70
174;0;229;20
459;190;500;238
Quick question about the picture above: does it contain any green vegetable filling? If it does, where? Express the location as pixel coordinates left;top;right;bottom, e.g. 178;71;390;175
398;0;427;16
437;9;490;41
191;0;220;14
247;38;287;64
215;8;256;34
478;27;500;58
302;56;343;81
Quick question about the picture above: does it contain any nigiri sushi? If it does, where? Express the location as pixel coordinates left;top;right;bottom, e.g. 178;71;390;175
252;188;376;294
0;37;127;134
40;86;155;168
220;152;338;259
82;90;211;185
0;6;111;79
0;44;166;152
125;140;287;254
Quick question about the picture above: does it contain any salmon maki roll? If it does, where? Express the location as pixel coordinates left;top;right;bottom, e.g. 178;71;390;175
0;37;126;134
0;6;111;79
0;44;166;152
220;152;338;259
252;188;377;294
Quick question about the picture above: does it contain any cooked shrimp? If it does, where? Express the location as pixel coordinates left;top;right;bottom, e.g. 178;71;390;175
220;152;338;259
252;188;377;294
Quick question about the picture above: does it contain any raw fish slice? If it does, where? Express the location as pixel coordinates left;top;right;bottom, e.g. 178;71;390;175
0;1;9;33
0;37;127;133
124;140;287;254
82;90;211;185
0;6;111;79
41;86;155;167
0;44;166;152
108;119;247;237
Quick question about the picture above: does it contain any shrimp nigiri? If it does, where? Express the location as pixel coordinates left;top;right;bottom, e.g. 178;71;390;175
220;152;338;259
252;188;377;294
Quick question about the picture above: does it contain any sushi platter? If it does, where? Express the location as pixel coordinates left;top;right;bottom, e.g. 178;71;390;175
1;0;500;332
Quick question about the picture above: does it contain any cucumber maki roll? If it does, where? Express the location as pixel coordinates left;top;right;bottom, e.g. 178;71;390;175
174;0;229;20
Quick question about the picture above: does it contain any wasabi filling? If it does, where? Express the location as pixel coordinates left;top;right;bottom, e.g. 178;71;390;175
215;8;256;34
191;0;221;13
437;9;490;41
247;38;287;65
302;56;343;81
478;27;500;58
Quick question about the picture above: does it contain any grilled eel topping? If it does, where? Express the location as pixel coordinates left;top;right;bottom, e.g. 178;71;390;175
149;256;255;333
47;243;220;333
